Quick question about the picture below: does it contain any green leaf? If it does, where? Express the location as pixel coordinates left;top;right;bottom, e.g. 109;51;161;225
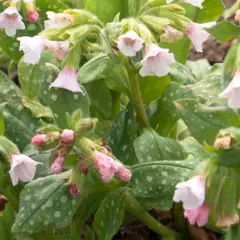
85;226;96;240
225;225;240;240
133;128;185;163
175;99;240;144
12;175;79;236
85;80;113;119
196;0;224;22
93;188;128;240
128;0;146;16
139;75;170;105
130;157;197;210
169;62;196;85
35;0;68;12
150;82;195;136
207;20;240;43
108;105;139;165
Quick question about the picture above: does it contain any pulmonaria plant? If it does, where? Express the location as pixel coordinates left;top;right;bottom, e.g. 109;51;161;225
0;0;239;239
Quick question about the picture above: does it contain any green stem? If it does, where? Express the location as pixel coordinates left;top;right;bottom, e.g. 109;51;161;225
125;193;182;239
128;70;150;128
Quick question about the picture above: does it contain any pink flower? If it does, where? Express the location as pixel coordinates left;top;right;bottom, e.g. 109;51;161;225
69;184;80;197
0;7;25;36
173;176;205;209
17;35;45;65
44;11;74;29
50;67;83;93
219;70;240;108
27;9;39;23
140;44;175;77
94;151;116;183
45;40;69;60
50;156;65;174
186;23;209;52
118;30;144;57
9;154;42;186
31;134;47;146
61;129;75;144
184;205;210;227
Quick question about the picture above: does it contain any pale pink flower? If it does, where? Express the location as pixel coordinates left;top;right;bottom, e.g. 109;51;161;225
118;30;144;57
184;205;210;227
94;151;116;183
31;134;47;146
50;156;65;174
0;7;25;36
27;9;39;23
173;176;205;209
161;26;183;43
219;70;240;108
61;129;75;144
140;43;175;77
45;40;69;60
44;11;74;29
50;67;83;93
17;35;45;65
186;23;209;52
9;154;42;186
117;167;132;182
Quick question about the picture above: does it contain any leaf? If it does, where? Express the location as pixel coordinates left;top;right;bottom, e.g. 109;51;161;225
139;75;170;105
207;20;240;43
12;175;80;236
128;0;147;16
169;62;197;85
130;157;197;210
108;105;139;165
196;0;224;23
35;0;68;12
186;59;211;81
175;99;240;144
133;128;185;163
85;80;113;119
93;188;128;240
225;225;240;240
150;82;195;136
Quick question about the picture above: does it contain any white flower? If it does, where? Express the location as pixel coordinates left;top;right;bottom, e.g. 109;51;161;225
45;40;69;60
50;67;83;93
17;35;45;65
140;43;175;77
186;23;209;52
0;7;25;37
117;30;144;57
9;154;42;186
219;70;240;108
173;176;205;209
167;0;204;8
44;11;74;29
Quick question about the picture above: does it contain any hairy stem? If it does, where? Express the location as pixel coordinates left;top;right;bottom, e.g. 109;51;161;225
125;193;182;239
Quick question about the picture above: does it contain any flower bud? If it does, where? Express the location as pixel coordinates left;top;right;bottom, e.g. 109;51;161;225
117;167;132;182
0;195;8;212
27;8;39;23
214;135;232;150
69;183;80;197
160;26;183;43
235;10;240;23
50;156;65;174
61;129;75;144
31;134;47;146
76;118;98;134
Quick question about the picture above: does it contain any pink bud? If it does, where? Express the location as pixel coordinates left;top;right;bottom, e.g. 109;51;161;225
27;9;39;23
117;167;132;182
69;184;80;197
50;156;64;174
61;129;75;144
31;134;47;146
